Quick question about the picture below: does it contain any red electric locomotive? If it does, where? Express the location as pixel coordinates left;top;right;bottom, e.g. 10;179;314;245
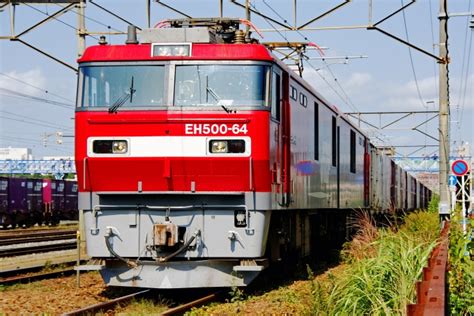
75;18;430;289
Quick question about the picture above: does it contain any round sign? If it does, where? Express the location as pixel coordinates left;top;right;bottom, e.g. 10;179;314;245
451;159;469;176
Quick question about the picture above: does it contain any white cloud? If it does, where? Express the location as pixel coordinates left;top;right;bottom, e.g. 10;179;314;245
0;69;47;97
345;72;372;89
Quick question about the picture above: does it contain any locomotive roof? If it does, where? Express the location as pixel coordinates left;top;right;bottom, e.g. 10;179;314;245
78;43;274;63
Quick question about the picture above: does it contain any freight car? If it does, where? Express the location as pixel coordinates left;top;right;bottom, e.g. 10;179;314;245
75;18;432;289
0;177;78;228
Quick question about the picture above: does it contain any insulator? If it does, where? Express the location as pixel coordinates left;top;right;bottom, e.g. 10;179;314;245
234;30;245;44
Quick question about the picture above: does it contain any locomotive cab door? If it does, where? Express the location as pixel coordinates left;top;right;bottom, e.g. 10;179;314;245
270;68;291;207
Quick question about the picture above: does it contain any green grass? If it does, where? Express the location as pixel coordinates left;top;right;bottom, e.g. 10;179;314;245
448;212;474;315
311;210;439;315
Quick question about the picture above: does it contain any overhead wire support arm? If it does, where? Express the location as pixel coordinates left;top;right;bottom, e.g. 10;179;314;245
367;0;445;63
380;112;413;130
345;113;380;130
230;0;292;30
155;0;192;19
368;26;444;63
297;0;351;30
231;0;352;31
14;3;75;38
345;110;440;141
0;2;78;72
372;0;415;27
413;128;439;142
89;0;142;30
11;38;77;72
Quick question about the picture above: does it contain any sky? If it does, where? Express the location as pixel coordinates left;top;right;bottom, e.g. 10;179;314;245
0;0;472;161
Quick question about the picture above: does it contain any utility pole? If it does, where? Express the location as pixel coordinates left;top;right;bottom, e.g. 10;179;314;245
77;0;86;58
438;0;450;220
76;0;86;288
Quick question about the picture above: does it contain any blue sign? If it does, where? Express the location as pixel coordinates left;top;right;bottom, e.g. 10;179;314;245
451;159;469;176
448;175;457;186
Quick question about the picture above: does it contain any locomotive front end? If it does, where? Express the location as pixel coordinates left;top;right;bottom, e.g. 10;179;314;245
75;22;274;288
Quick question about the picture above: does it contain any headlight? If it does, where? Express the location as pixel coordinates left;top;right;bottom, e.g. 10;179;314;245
112;140;128;154
210;140;228;153
209;140;245;154
93;140;128;154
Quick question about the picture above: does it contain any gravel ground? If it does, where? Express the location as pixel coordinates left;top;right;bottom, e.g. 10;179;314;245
0;272;131;314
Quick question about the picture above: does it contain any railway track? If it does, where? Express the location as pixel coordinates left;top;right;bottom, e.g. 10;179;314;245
63;290;221;315
161;292;220;315
63;289;151;315
0;229;77;258
0;268;76;286
0;230;77;246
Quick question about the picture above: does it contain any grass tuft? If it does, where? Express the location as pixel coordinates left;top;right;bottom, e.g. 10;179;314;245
312;209;439;315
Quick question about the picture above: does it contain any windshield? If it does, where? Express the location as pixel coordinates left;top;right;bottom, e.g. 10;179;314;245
174;65;267;107
80;65;165;108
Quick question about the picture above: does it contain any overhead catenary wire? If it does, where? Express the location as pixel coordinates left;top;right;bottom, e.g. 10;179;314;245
0;115;72;130
400;0;427;108
260;0;360;113
428;0;439;97
0;87;74;109
455;0;472;143
54;3;123;34
0;72;74;103
247;0;394;145
0;110;73;131
0;136;73;154
24;3;100;41
254;0;360;113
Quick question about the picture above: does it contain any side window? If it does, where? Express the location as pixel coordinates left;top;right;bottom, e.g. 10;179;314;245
332;116;337;167
271;71;281;121
290;86;297;100
299;93;307;107
314;102;319;161
350;130;356;173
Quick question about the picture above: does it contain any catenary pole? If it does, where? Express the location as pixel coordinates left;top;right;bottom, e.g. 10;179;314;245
77;0;86;58
76;0;86;287
438;0;450;220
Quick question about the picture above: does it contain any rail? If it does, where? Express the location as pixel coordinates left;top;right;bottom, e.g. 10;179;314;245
0;229;77;257
62;289;150;316
0;268;75;286
0;230;76;246
161;292;220;315
407;221;450;316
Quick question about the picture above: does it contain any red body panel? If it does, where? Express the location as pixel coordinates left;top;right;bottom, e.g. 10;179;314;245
75;111;271;193
79;44;274;63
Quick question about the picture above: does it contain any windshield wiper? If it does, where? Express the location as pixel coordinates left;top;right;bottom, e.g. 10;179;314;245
206;85;231;114
108;76;136;113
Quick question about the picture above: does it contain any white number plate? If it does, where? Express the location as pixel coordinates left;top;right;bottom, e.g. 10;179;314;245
185;123;248;135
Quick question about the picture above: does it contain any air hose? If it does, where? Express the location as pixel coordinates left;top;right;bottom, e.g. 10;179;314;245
104;228;138;268
159;230;201;262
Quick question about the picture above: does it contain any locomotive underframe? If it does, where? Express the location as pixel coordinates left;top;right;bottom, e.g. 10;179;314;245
80;191;352;288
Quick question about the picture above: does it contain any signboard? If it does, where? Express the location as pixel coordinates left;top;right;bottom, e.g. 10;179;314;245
448;175;457;186
451;159;469;176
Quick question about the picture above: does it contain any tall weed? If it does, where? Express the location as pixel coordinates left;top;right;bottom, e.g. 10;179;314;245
449;214;474;315
311;210;439;315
